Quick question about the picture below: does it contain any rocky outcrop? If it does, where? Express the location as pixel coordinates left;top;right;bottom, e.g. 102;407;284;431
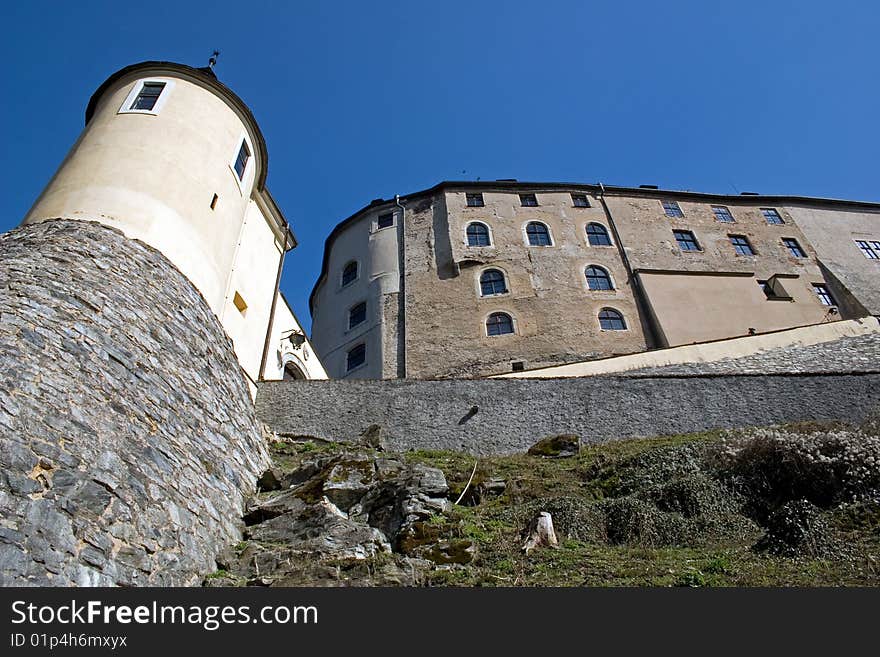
0;219;269;586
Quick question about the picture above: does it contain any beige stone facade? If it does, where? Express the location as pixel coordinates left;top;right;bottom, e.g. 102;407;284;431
311;182;880;380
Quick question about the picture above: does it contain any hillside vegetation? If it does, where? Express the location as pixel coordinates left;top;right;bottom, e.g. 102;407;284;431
207;419;880;587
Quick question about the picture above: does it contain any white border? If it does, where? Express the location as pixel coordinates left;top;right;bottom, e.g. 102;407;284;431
522;220;554;247
597;307;628;332
465;221;494;247
584;264;617;292
476;266;510;298
585;222;614;248
229;131;255;195
118;78;175;116
484;310;517;337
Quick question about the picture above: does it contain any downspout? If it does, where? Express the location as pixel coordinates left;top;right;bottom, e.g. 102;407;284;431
596;182;664;349
258;228;291;381
395;194;407;378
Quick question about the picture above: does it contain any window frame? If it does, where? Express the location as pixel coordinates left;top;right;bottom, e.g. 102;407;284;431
782;237;807;258
376;212;395;230
712;205;735;223
524;221;553;247
761;208;785;225
585;265;615;291
519;193;539;207
348;301;367;330
118;78;174;116
340;260;359;288
662;200;684;218
485;311;515;337
466;222;492;247
345;343;367;373
571;193;591;208
812;283;836;307
466;193;485;207
478;268;509;297
229;132;255;193
729;234;756;256
598;308;627;331
673;229;701;252
585;222;613;247
854;240;880;260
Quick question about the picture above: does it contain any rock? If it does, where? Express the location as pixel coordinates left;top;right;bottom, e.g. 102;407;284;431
478;478;507;498
323;458;376;511
420;539;477;565
358;424;387;451
527;434;581;458
257;468;283;492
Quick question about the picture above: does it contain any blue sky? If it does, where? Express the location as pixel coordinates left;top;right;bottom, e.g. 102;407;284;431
2;0;877;331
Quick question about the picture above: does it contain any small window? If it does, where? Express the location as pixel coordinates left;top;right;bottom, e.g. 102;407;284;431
466;193;484;207
782;238;806;258
730;235;756;256
586;223;612;246
526;221;552;246
572;193;591;208
761;208;785;225
662;200;684;218
812;283;836;307
673;230;701;252
511;361;525;372
234;140;250;181
377;212;394;229
480;269;508;296
346;344;366;371
129;81;166;111
348;302;367;329
232;291;247;315
486;312;514;336
210;194;219;210
467;222;491;247
712;206;735;223
585;265;614;290
598;308;626;330
520;193;539;207
341;261;358;287
855;240;880;260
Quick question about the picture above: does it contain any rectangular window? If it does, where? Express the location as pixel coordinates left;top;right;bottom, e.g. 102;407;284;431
348;302;366;329
346;344;366;372
662;200;684;218
673;229;701;251
761;208;784;224
812;283;836;306
519;193;538;207
234;140;250;181
377;212;394;229
572;193;591;208
129;82;166;111
729;235;756;256
855;240;880;260
466;193;484;207
712;206;735;223
782;238;807;258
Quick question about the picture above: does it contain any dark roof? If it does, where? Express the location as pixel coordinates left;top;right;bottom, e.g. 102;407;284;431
309;180;880;314
85;61;270;191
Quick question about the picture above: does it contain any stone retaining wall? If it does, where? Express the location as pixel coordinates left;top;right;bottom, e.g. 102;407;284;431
0;220;269;586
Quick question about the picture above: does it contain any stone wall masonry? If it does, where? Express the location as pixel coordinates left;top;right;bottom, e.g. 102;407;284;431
0;220;270;586
257;373;880;456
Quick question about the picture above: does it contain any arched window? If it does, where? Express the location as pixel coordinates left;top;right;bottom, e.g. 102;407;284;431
598;308;626;330
585;265;614;291
467;222;491;247
341;261;358;287
479;269;508;296
586;223;612;246
526;222;552;246
486;312;514;336
346;343;366;371
283;361;306;380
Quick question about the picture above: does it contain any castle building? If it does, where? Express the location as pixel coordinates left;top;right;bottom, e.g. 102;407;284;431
23;61;326;388
309;181;880;379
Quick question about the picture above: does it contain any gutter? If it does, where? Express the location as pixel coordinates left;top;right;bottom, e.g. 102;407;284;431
258;228;292;381
395;194;407;378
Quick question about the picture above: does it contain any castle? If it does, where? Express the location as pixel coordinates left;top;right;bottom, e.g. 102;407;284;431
310;182;880;379
1;60;878;587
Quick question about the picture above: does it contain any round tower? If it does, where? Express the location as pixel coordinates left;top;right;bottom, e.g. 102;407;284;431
24;61;297;383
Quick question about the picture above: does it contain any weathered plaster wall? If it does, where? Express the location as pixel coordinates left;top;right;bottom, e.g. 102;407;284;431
402;190;648;378
0;220;269;586
257;372;880;456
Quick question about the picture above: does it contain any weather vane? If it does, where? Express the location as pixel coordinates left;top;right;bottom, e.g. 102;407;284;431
208;50;220;70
